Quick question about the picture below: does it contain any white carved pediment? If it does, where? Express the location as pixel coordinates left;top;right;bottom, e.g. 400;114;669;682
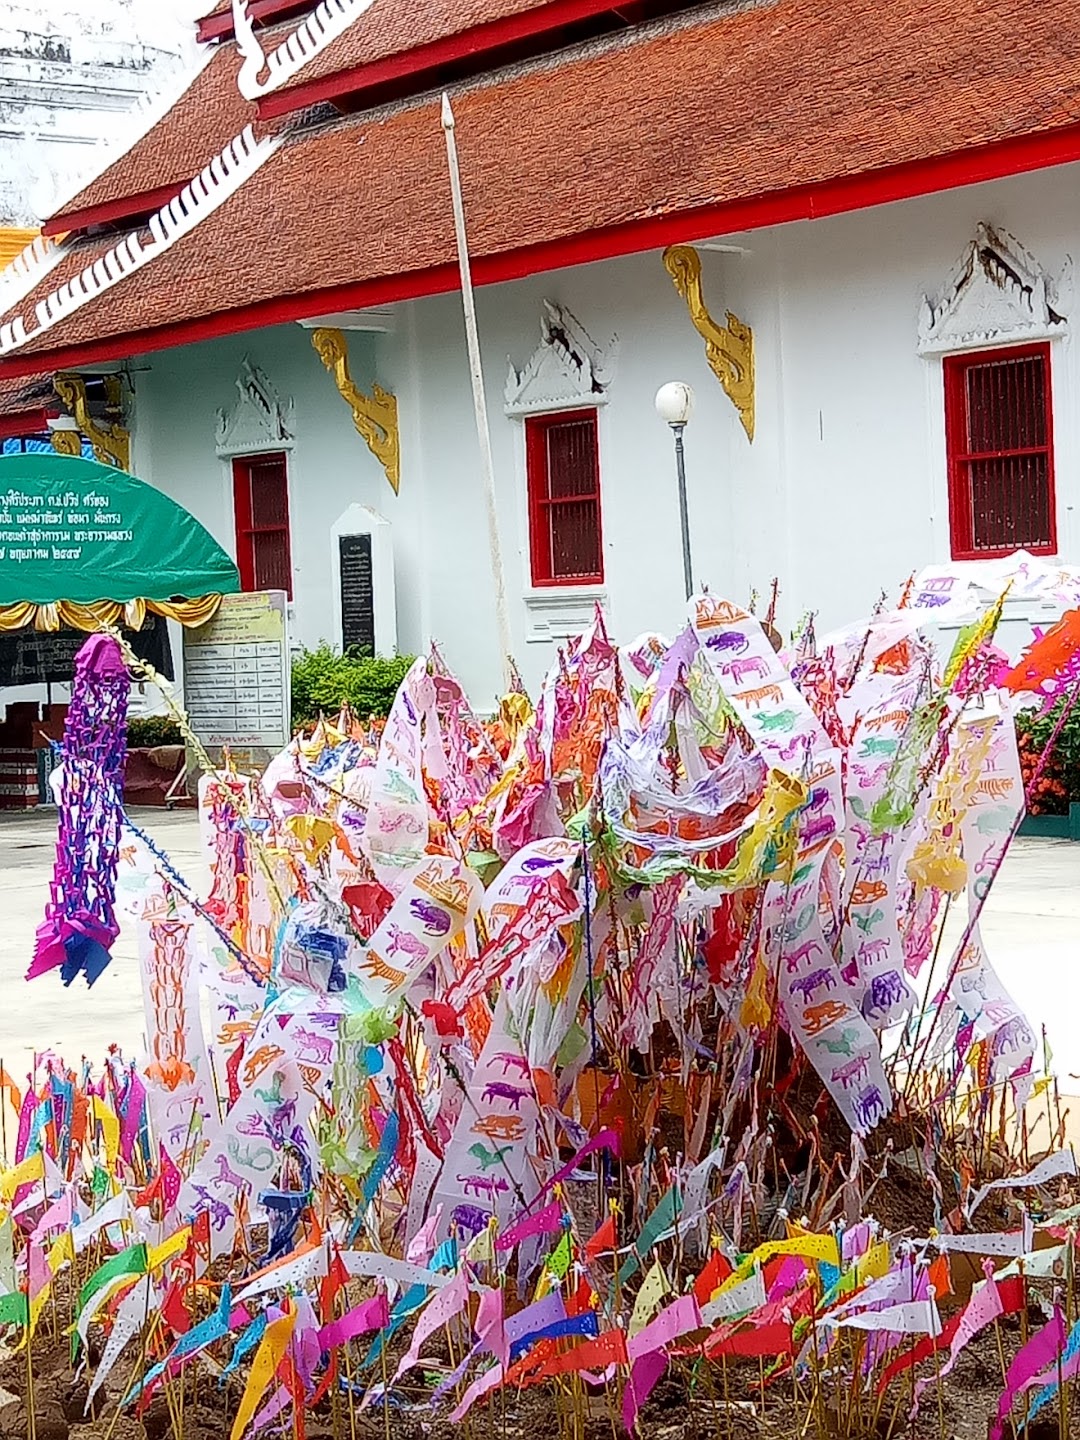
505;301;618;415
918;223;1066;355
216;358;294;455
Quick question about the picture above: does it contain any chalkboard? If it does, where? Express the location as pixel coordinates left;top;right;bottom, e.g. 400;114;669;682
339;533;375;655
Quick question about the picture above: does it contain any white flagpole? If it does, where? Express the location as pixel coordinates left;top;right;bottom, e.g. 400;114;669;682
440;92;514;692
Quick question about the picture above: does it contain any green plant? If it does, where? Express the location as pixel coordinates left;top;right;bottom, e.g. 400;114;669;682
126;716;184;748
1016;698;1080;814
290;645;415;730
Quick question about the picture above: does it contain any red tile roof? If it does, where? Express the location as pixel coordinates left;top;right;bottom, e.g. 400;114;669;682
45;38;278;235
256;0;606;115
7;0;1080;375
0;374;55;422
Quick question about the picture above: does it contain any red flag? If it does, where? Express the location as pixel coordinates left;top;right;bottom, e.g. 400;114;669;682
191;1209;211;1252
566;1277;595;1318
320;1249;350;1323
693;1250;733;1305
161;1278;192;1337
585;1214;616;1263
225;1040;245;1107
533;1328;629;1380
706;1320;795;1360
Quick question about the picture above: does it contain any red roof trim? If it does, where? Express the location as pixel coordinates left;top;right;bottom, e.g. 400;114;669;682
257;0;626;118
0;408;53;440
196;0;312;44
44;182;189;239
8;119;1080;380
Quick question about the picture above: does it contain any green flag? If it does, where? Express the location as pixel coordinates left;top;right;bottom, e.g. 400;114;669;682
91;1166;111;1199
547;1231;573;1280
0;1292;28;1329
79;1243;147;1313
617;1187;679;1286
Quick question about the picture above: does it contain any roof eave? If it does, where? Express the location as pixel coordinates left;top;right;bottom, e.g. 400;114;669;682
7;119;1080;382
256;0;631;118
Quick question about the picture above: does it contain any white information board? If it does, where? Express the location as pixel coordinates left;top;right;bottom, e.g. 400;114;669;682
182;590;289;769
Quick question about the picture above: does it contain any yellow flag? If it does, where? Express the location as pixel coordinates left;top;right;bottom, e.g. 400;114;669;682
0;1152;44;1202
231;1305;297;1440
854;1240;890;1286
47;1232;74;1276
91;1098;120;1171
717;1230;840;1294
629;1260;669;1338
149;1227;191;1271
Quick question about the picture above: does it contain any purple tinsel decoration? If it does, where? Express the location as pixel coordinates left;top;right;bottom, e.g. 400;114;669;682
29;633;129;986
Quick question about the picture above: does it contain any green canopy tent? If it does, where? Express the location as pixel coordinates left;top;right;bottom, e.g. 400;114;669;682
0;453;239;632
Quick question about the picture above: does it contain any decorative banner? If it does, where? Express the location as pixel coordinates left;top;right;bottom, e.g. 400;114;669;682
935;706;1034;1088
29;634;129;987
356;854;481;1007
990;1308;1066;1440
693;595;891;1135
362;658;438;891
429;992;542;1238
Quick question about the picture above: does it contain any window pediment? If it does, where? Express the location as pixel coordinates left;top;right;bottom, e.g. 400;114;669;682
505;301;617;416
919;223;1066;356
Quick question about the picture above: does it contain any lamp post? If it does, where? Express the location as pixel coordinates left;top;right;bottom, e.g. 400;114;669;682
655;381;696;601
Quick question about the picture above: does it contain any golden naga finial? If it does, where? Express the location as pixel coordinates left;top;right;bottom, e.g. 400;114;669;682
311;326;400;493
662;244;755;442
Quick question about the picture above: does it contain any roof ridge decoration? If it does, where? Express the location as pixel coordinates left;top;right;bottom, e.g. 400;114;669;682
918;222;1068;356
0;126;280;359
0;235;66;320
44;46;217;223
504;300;618;415
233;0;376;99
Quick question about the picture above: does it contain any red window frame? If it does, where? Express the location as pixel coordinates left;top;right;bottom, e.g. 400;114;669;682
525;408;604;587
944;341;1057;561
231;452;293;597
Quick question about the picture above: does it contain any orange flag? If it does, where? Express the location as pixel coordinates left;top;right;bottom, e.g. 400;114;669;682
230;1303;296;1440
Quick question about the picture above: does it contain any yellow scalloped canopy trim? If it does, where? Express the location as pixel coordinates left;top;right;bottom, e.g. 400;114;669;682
0;595;224;634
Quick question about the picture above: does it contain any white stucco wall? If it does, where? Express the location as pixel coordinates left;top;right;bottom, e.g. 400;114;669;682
0;0;196;225
123;160;1080;705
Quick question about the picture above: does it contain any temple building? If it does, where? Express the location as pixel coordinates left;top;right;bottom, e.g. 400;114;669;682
0;0;1078;700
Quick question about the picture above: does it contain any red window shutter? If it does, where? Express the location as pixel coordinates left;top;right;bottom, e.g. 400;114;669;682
525;410;604;586
231;453;293;597
944;342;1056;561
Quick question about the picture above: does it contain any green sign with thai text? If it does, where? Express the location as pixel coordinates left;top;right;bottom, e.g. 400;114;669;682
0;453;239;605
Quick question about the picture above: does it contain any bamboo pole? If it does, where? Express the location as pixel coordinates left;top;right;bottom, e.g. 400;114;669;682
440;91;514;691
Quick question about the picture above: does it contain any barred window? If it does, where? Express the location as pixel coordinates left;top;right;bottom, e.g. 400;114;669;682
944;343;1056;560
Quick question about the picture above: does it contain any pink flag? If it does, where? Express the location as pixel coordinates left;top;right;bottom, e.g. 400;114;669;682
27;1241;49;1301
623;1349;668;1432
406;1206;443;1265
319;1294;390;1352
31;1188;72;1242
449;1360;504;1423
628;1295;702;1362
391;1269;470;1384
496;1201;564;1252
990;1308;1066;1440
476;1286;507;1365
913;1265;1003;1413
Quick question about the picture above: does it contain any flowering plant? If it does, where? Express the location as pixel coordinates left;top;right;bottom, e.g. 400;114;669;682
1016;697;1080;814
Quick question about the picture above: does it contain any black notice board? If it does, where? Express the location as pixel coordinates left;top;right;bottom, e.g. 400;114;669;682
339;533;375;655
